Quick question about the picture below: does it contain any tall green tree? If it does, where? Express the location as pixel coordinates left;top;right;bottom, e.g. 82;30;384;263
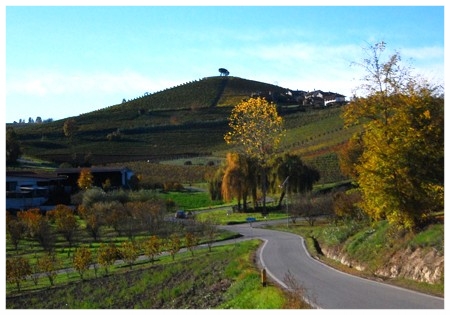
342;42;444;229
6;126;22;164
225;97;285;211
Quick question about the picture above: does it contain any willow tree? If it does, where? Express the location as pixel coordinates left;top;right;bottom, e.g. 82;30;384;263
221;152;258;212
221;153;247;211
225;97;285;212
342;42;444;230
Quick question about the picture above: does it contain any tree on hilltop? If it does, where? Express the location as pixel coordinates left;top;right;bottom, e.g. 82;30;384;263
219;68;230;76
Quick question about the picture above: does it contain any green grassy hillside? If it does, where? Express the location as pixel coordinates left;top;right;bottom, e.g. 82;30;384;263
9;76;357;184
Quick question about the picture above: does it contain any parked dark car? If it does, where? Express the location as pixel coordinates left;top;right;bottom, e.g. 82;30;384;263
175;210;187;219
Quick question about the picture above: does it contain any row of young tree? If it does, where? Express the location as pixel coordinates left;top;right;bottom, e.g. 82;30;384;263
7;228;214;292
6;187;214;253
6;190;220;292
12;117;53;124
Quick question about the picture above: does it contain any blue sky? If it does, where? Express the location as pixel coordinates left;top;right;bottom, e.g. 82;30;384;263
3;2;446;123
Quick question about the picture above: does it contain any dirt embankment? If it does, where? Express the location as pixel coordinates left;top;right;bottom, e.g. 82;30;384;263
321;245;444;285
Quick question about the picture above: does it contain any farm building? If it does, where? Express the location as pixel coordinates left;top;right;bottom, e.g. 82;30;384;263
6;171;67;211
6;167;135;211
56;166;135;193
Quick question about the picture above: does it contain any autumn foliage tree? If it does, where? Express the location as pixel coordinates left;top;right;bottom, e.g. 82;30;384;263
37;252;59;286
102;201;127;236
341;42;444;230
63;118;78;142
6;212;25;251
17;208;54;251
97;242;119;275
120;240;139;269
6;257;31;292
185;232;199;256
77;168;94;190
201;218;219;252
332;189;364;222
48;204;79;247
225;97;285;211
78;204;103;241
73;246;92;279
167;233;181;260
142;235;162;264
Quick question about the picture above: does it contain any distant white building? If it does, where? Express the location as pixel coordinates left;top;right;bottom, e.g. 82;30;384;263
304;90;346;107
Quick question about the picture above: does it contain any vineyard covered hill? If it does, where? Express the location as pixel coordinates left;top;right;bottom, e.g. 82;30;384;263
9;76;357;184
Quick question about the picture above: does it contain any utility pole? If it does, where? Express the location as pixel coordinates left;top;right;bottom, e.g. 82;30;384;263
280;176;289;228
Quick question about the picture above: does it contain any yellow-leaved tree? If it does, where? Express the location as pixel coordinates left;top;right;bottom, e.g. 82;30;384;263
77;168;94;190
341;42;444;229
224;97;285;212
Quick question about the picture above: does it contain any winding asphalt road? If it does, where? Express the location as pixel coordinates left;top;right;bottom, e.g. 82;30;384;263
220;221;444;309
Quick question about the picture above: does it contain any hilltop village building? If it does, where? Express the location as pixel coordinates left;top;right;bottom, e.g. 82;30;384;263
303;90;347;107
250;89;346;109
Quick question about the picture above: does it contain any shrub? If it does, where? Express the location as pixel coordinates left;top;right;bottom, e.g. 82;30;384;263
163;181;184;191
332;189;364;221
106;129;122;141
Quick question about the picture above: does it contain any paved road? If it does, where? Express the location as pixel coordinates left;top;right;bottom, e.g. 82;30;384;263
220;222;444;309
